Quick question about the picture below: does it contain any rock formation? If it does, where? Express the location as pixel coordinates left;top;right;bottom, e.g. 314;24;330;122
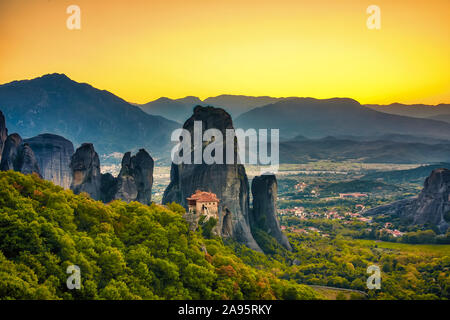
365;168;450;233
0;110;7;163
162;106;262;252
0;133;21;171
114;149;154;205
69;145;154;204
251;175;292;251
70;143;102;200
24;134;74;189
16;143;41;176
0;133;40;176
100;173;118;203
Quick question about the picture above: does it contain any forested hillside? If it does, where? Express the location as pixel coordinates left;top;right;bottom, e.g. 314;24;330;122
0;171;319;300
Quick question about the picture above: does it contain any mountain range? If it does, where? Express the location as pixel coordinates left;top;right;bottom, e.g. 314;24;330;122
279;136;450;164
138;96;204;123
0;74;179;159
366;103;450;123
235;98;450;141
1;74;450;166
137;94;286;121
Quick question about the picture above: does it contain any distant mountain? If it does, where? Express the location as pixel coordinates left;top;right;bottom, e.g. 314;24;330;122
427;114;450;124
138;96;203;123
363;163;450;184
139;94;284;122
360;133;450;145
203;95;285;118
334;133;450;145
235;98;450;141
366;103;450;120
0;74;179;158
176;96;203;107
279;136;450;164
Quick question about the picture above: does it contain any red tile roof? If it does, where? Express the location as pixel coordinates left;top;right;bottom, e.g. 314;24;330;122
187;190;219;203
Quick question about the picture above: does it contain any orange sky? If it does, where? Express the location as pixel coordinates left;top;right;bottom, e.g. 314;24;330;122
0;0;449;104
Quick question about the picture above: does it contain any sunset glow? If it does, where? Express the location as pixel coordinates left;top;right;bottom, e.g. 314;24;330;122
1;0;449;104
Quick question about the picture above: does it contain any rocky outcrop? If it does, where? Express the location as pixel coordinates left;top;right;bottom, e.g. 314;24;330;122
365;168;450;233
100;173;118;203
24;134;74;189
0;133;22;171
17;143;41;176
70;143;101;200
114;149;154;205
68;144;154;204
162;106;262;252
0;110;7;163
0;133;41;176
251;175;292;251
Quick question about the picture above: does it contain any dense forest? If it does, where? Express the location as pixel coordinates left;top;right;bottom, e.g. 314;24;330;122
0;171;319;300
0;171;448;300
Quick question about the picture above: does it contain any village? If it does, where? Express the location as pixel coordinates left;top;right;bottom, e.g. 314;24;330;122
276;176;408;239
277;206;405;238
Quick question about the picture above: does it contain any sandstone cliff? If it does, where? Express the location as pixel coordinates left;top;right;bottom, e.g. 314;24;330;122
162;106;262;251
0;133;40;176
251;175;292;251
24;134;74;189
114;149;154;205
0;133;22;171
70;143;102;200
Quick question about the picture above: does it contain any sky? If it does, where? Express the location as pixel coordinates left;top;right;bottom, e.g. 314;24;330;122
0;0;449;104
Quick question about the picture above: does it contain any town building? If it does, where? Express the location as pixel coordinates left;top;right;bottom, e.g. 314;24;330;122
187;190;219;221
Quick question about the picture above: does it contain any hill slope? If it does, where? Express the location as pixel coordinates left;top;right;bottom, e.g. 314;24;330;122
0;171;320;300
0;74;179;157
366;103;450;120
279;136;450;164
139;96;203;123
203;95;284;118
363;163;450;183
235;98;450;140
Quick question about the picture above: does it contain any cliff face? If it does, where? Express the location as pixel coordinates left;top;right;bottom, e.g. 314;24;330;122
251;175;292;251
413;168;450;233
100;173;118;203
70;143;101;200
0;133;41;176
366;168;450;233
0;133;22;171
0;111;7;163
24;134;74;189
114;149;154;205
17;144;41;176
162;106;262;252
